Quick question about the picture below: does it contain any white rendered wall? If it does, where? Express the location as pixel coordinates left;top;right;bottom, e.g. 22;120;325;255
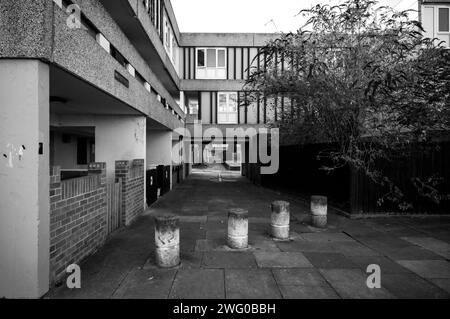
95;116;146;182
50;114;147;182
0;60;50;298
146;130;172;167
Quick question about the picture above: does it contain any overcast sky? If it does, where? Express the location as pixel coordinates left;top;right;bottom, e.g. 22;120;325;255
171;0;419;33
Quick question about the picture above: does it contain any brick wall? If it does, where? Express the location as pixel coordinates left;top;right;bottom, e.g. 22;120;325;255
49;163;107;284
115;159;145;226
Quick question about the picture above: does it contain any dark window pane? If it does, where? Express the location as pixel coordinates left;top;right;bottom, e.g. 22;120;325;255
218;50;226;67
197;49;205;67
439;8;449;32
207;49;216;67
77;137;88;165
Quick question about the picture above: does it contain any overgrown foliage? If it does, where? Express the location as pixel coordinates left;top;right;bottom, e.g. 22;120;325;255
245;0;450;210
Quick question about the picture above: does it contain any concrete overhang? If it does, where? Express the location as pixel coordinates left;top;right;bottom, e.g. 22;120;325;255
50;65;143;116
180;80;246;92
180;33;279;47
98;0;180;95
50;65;183;131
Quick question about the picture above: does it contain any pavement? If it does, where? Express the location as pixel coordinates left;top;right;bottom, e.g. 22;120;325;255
46;165;450;299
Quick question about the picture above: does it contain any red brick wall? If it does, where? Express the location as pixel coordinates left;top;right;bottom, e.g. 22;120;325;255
115;159;145;226
49;163;107;284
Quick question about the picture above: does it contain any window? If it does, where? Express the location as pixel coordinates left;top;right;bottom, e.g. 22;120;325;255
198;50;205;67
438;7;450;33
163;13;178;67
77;137;88;165
207;49;216;67
189;101;199;115
217;92;238;124
218;50;226;67
196;48;227;79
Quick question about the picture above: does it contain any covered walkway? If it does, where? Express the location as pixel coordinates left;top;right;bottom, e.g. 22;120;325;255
46;167;450;299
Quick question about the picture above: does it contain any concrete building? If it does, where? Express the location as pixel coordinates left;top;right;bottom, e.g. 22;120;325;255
0;0;276;298
420;0;450;47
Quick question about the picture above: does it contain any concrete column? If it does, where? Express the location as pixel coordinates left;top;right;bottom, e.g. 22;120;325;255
311;195;327;228
228;208;249;249
154;214;180;268
0;60;50;298
271;201;290;240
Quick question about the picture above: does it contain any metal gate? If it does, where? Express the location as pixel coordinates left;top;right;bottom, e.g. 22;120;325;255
106;178;122;235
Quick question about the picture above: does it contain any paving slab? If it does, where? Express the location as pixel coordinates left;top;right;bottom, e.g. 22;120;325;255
169;269;225;299
179;216;208;223
275;240;336;253
332;242;381;257
253;252;313;268
303;252;359;269
319;269;394;299
319;268;367;283
250;239;282;252
384;247;445;261
436;251;450;259
279;285;340;299
381;273;449;299
112;268;176;299
47;268;129;299
301;232;355;243
348;256;412;274
180;252;204;269
401;237;450;253
353;236;412;253
272;268;329;286
225;269;282;299
430;279;450;294
396;260;450;279
202;252;257;268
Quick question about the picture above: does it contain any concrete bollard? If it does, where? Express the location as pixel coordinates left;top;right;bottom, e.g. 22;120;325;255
311;195;327;228
154;214;180;268
227;208;249;249
271;201;290;240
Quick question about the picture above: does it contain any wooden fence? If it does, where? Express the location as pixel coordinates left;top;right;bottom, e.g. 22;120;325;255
106;178;122;235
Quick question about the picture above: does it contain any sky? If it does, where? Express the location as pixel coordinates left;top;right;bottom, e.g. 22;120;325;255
171;0;419;33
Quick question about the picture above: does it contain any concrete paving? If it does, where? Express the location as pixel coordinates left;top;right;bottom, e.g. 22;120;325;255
46;167;450;299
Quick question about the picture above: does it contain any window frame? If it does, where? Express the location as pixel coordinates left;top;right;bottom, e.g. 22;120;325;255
195;48;227;79
437;6;450;34
217;92;238;124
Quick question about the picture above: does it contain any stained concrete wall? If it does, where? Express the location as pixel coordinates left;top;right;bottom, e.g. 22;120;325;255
0;60;50;298
0;0;53;59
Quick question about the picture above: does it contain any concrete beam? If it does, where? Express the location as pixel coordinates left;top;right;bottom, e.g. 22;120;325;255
180;80;246;92
180;33;278;47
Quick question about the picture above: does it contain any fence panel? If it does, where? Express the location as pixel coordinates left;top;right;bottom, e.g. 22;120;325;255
106;179;122;235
